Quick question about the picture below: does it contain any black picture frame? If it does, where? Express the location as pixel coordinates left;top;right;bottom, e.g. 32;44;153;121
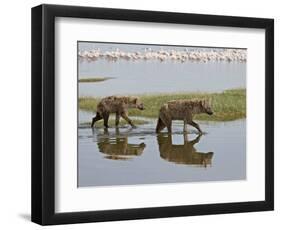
31;4;274;225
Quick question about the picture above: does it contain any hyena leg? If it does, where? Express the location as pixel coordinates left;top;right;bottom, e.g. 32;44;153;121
189;121;203;134
115;113;120;127
183;132;188;142
166;121;172;133
156;118;166;133
115;127;120;135
183;119;188;133
189;134;202;145
159;113;172;133
103;128;109;135
121;112;136;128
103;112;110;128
91;112;102;128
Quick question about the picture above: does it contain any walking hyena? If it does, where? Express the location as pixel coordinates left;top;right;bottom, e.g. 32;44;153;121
91;96;144;128
156;99;213;134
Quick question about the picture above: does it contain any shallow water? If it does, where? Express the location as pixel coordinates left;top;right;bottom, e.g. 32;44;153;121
78;118;246;187
79;59;246;97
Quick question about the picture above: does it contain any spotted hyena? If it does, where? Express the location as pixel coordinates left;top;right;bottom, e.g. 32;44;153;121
91;96;144;128
156;99;213;134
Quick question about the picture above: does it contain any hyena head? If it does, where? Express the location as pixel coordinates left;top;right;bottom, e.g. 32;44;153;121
201;100;213;115
130;97;145;110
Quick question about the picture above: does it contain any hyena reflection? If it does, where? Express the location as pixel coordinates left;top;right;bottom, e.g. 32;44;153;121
157;133;214;167
97;129;146;161
156;99;213;134
91;96;144;128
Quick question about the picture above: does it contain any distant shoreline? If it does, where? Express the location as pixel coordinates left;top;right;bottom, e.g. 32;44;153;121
78;48;247;63
78;77;113;83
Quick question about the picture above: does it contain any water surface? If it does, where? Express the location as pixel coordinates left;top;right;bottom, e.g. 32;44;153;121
78;42;246;97
78;119;246;187
79;59;246;96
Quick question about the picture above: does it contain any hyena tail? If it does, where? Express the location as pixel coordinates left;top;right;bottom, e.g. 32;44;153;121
156;117;166;133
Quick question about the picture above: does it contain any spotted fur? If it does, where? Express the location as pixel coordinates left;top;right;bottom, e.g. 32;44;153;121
156;99;213;133
91;96;144;128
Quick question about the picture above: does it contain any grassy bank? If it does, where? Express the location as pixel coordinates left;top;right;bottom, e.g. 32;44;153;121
79;89;246;121
80;119;149;128
79;77;113;83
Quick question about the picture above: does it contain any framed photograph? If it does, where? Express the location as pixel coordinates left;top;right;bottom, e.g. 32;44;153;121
31;4;274;225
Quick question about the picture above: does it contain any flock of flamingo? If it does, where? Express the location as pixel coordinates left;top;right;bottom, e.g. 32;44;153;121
78;48;247;63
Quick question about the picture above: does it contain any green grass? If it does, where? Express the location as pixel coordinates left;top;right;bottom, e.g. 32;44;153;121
79;77;113;83
79;89;246;121
80;119;149;128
